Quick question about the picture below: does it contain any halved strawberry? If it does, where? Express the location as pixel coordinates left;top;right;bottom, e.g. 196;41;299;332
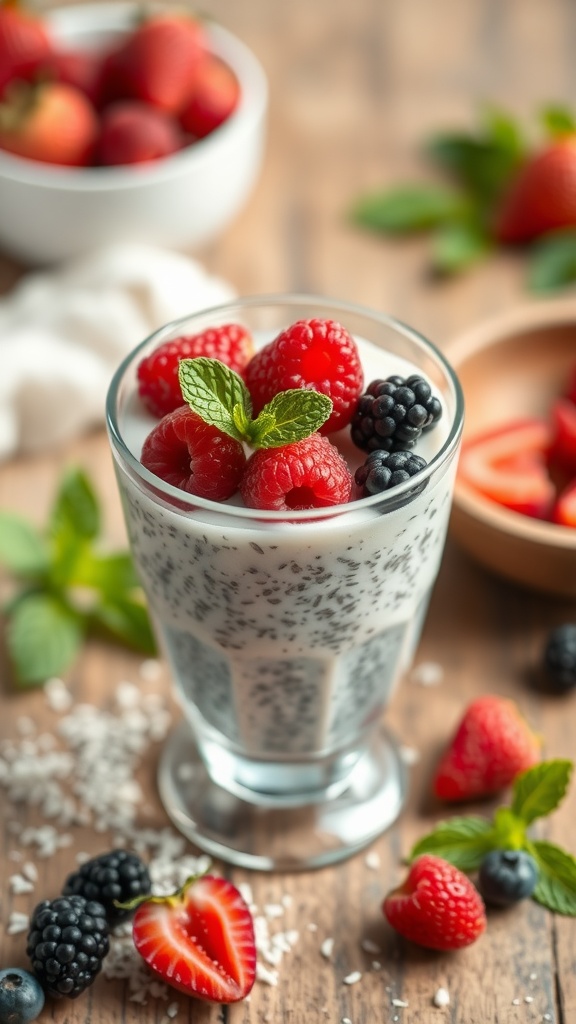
131;875;256;1003
552;476;576;527
548;398;576;476
457;419;554;518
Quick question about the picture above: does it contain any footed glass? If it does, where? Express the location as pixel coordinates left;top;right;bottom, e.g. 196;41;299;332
106;295;464;870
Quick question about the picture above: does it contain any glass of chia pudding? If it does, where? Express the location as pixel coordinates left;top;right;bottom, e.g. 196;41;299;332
106;295;464;870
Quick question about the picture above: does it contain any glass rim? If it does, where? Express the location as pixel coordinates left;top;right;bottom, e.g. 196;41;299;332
106;292;465;522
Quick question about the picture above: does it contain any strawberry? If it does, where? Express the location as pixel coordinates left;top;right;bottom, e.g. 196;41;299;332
96;101;182;166
240;433;352;511
552;476;576;527
105;12;208;114
0;79;99;166
141;405;246;501
180;54;240;139
131;874;256;1003
496;137;576;244
548;397;576;476
39;46;109;108
567;363;576;405
0;3;53;98
245;318;364;433
137;325;255;418
457;419;555;518
383;855;486;951
432;695;541;802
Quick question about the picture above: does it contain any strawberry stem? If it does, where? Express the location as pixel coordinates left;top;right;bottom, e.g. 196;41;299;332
113;867;212;913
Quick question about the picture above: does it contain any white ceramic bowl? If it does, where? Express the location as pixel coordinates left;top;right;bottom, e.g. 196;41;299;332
0;2;268;264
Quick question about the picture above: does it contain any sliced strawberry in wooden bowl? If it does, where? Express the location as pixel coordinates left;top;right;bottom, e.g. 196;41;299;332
130;874;256;1004
447;300;576;596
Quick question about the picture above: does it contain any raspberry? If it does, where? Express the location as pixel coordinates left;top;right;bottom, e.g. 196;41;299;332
62;849;151;925
141;405;246;501
477;850;539;907
351;374;442;453
355;449;427;497
240;433;352;511
137;324;255;417
244;318;363;433
383;855;486;951
26;895;109;998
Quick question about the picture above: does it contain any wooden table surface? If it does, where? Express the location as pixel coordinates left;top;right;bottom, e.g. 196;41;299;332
1;0;576;1021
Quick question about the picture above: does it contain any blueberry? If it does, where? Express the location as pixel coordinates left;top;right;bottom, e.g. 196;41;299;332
542;624;576;693
478;850;539;907
0;968;45;1024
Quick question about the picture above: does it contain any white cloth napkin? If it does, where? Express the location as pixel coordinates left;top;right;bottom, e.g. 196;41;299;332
0;243;235;461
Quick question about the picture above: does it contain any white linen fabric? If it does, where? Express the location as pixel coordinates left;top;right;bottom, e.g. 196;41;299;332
0;243;234;460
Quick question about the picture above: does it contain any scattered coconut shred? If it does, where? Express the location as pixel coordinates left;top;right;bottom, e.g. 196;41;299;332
0;668;302;1006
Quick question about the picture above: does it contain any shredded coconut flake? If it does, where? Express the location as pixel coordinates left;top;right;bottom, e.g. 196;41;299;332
360;937;381;955
410;661;444;686
320;937;334;959
343;971;362;986
7;911;29;935
364;850;380;870
433;987;450;1007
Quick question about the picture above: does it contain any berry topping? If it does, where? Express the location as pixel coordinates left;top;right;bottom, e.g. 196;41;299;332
141;405;246;501
477;850;539;907
351;374;442;453
137;325;255;418
355;449;427;497
131;874;256;1003
383;854;486;951
62;849;152;925
244;318;364;433
432;695;541;802
542;624;576;692
240;433;352;511
26;896;109;998
0;968;45;1024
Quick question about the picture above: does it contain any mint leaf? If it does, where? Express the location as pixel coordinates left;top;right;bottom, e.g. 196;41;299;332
247;390;333;449
426;111;524;209
431;220;492;274
490;806;527;848
71;551;140;596
90;597;156;655
7;593;84;686
528;231;576;293
50;467;100;541
178;357;252;442
541;104;576;139
511;759;572;825
409;816;496;871
351;185;465;234
0;511;49;577
530;840;576;916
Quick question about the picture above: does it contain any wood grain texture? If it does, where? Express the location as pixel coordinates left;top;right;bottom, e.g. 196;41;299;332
1;0;576;1021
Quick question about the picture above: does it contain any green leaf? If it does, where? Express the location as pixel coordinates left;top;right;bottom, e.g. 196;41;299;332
527;231;576;293
409;816;496;871
90;597;157;656
426;111;524;209
490;806;527;848
178;357;252;442
50;467;100;542
70;550;140;596
7;593;84;686
247;390;333;449
0;511;50;577
530;840;576;916
431;220;492;274
541;103;576;139
350;185;465;234
511;759;573;825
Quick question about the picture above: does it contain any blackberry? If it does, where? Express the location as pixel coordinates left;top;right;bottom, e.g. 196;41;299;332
351;374;442;453
62;849;152;925
0;968;45;1024
26;895;109;999
355;449;428;497
542;624;576;692
478;850;539;907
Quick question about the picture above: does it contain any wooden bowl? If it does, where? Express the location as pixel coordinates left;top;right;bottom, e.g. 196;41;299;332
446;298;576;597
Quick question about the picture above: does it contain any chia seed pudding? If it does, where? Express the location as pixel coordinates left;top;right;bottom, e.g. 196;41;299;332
109;317;460;801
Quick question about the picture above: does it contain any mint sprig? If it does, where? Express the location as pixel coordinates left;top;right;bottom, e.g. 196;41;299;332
178;357;332;448
0;467;156;688
409;759;576;915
